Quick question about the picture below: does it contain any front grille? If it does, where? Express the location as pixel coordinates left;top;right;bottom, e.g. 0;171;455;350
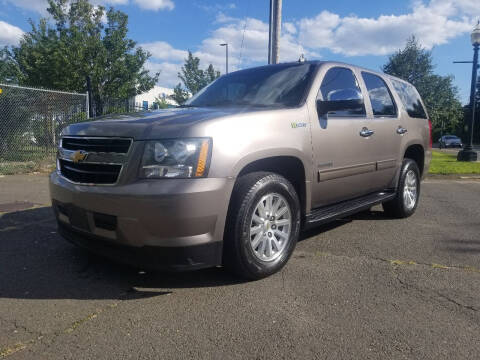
59;159;121;184
58;136;131;185
62;137;131;153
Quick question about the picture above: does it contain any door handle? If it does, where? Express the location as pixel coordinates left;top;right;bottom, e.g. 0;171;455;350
360;127;374;137
397;127;408;135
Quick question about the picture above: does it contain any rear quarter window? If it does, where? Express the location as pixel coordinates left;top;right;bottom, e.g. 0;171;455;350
391;79;427;119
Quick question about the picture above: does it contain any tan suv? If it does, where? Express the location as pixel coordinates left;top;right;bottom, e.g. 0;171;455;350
50;61;432;279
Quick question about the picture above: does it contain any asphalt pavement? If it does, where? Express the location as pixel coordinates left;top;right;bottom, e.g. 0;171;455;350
1;174;479;359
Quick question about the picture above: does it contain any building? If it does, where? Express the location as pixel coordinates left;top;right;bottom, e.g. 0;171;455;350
131;86;177;110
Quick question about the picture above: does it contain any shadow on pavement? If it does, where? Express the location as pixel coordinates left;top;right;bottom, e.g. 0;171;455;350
441;239;480;254
299;208;397;241
0;206;411;301
0;207;243;301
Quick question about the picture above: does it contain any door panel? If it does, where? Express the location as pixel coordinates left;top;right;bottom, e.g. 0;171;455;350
310;66;380;208
360;72;403;187
311;117;379;207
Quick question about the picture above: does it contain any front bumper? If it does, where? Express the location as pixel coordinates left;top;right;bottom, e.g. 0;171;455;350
49;172;234;270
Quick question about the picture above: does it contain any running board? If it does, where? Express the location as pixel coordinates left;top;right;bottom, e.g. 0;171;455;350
305;191;396;228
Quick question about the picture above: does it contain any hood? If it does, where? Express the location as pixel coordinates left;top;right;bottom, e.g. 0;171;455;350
61;107;250;140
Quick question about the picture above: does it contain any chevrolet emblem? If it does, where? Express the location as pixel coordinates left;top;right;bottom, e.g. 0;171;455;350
71;150;88;163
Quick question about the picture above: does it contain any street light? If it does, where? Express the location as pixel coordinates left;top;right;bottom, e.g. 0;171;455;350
457;21;480;162
220;43;228;74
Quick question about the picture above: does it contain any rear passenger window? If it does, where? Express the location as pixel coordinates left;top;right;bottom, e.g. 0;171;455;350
391;80;427;119
361;72;396;117
318;67;366;117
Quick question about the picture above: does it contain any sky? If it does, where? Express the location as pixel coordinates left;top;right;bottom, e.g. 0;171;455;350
0;0;479;103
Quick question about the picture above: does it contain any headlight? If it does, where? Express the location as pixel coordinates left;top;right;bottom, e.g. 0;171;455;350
140;138;212;178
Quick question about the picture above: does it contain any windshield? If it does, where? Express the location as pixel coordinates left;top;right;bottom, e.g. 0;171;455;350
185;63;316;108
445;136;458;140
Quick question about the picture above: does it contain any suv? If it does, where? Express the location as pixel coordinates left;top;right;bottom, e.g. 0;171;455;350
50;61;432;280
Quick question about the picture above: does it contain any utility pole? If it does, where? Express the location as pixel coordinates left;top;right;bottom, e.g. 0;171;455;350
268;0;282;64
220;43;229;74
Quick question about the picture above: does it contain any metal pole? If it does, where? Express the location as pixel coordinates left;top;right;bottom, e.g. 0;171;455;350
226;43;229;74
86;75;93;118
458;44;479;161
85;91;89;120
220;43;229;74
271;0;282;64
468;44;478;150
268;0;274;64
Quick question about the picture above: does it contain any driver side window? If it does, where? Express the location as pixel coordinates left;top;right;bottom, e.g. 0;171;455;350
318;67;366;117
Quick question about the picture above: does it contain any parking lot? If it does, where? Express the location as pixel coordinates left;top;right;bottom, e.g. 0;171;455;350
1;174;480;359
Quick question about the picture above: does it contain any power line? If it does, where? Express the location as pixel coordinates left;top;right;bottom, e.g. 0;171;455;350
238;0;250;66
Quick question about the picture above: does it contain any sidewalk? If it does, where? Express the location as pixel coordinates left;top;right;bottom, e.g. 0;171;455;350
0;174;51;209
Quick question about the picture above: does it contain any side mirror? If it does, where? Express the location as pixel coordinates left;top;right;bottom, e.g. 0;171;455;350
316;88;364;116
316;98;364;116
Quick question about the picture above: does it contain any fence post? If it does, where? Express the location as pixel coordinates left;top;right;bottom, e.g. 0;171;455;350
52;116;56;147
86;91;89;119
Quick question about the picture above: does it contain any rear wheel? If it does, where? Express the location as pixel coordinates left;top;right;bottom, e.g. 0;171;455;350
223;172;301;280
383;159;420;218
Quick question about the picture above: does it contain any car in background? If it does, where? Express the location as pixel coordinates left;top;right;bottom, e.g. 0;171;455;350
438;135;463;149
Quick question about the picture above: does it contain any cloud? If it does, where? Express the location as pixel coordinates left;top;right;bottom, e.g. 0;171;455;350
196;2;236;14
133;0;174;11
196;15;311;70
297;1;478;56
145;60;182;87
141;41;188;62
0;21;24;46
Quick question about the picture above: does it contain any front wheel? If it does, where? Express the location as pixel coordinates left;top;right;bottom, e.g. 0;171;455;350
383;159;420;218
223;172;301;280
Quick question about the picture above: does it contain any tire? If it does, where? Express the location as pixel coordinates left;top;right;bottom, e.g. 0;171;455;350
223;172;301;280
382;159;420;218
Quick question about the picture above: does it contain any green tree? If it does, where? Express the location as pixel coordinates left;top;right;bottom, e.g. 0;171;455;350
0;47;22;83
175;51;220;103
170;83;189;105
206;64;221;83
11;0;158;115
154;95;169;109
383;36;463;139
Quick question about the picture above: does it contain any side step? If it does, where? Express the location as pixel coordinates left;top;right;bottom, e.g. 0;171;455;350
305;191;396;228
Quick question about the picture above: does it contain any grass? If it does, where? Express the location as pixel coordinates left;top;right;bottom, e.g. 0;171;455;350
0;146;55;175
429;151;480;175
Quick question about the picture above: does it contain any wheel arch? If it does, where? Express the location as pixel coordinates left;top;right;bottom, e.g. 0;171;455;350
403;143;425;177
234;155;309;217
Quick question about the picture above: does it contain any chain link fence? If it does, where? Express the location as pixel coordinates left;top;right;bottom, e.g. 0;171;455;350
0;84;88;175
92;97;144;117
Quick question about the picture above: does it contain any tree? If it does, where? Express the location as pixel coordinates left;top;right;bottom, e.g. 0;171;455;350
11;0;158;116
175;51;220;103
0;47;22;83
383;36;463;139
206;64;221;83
154;95;169;109
170;83;189;105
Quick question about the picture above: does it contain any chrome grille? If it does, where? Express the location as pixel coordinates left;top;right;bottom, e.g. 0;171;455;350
58;137;132;185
